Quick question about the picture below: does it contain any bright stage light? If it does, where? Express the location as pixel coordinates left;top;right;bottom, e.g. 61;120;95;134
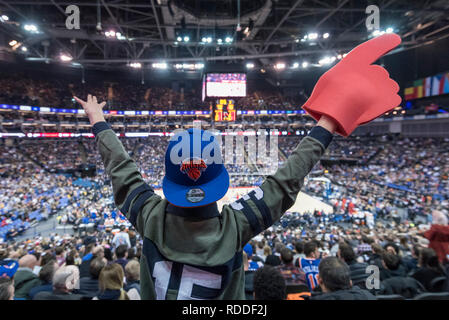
60;54;73;62
246;62;255;69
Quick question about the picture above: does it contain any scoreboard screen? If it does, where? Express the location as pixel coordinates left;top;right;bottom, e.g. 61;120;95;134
206;73;246;97
214;99;236;122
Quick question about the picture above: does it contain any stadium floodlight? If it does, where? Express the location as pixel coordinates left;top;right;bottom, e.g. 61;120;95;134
129;62;142;69
177;36;182;42
201;37;207;43
307;32;318;40
292;62;299;69
337;54;343;60
323;33;330;39
1;15;9;21
183;36;190;42
246;62;255;69
21;46;27;52
302;61;309;68
386;27;394;33
274;62;286;70
174;64;183;69
225;37;232;43
24;24;38;33
9;40;17;46
372;29;385;37
217;38;223;44
152;62;167;69
195;63;204;69
105;30;116;38
206;37;212;43
319;56;332;65
60;54;73;62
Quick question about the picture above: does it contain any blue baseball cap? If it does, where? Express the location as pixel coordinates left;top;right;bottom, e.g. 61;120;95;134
243;243;253;257
162;128;229;208
0;260;19;279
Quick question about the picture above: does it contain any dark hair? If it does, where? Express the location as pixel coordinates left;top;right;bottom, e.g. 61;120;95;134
55;246;64;255
318;257;352;292
103;247;113;262
90;257;107;279
338;243;356;263
264;255;281;267
280;248;293;264
253;266;286;300
382;252;401;270
40;251;55;266
127;248;135;260
384;242;400;255
0;277;13;300
39;259;57;284
115;245;128;259
419;248;444;274
304;241;318;257
294;241;304;254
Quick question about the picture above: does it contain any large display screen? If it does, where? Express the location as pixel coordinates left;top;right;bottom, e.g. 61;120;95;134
206;73;246;97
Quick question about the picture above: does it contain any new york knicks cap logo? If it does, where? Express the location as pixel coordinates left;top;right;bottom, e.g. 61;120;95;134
180;157;207;181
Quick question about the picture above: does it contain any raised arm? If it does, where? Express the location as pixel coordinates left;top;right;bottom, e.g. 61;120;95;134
229;116;336;245
74;95;161;236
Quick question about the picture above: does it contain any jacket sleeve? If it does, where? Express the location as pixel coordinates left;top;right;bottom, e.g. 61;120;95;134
93;121;161;236
227;126;333;246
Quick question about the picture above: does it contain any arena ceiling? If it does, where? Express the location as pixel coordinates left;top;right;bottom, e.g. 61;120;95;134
0;0;448;72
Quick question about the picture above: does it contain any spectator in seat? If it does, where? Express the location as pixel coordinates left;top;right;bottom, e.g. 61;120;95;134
78;257;106;298
34;265;82;300
379;253;424;298
242;252;255;300
112;225;131;249
0;259;19;300
412;248;446;292
423;210;449;264
114;244;129;271
79;245;104;278
338;243;369;289
253;266;286;300
14;254;42;299
124;260;141;300
243;243;263;270
0;277;14;300
312;257;376;300
295;241;321;291
380;248;407;280
277;248;306;286
93;263;132;300
29;259;58;299
293;241;305;262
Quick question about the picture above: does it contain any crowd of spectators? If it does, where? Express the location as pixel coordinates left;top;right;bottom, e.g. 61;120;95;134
0;74;302;111
0;127;448;300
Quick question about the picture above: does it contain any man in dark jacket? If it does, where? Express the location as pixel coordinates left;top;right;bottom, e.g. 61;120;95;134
79;244;104;278
28;260;58;299
379;253;424;298
14;255;42;299
337;243;369;289
77;257;106;298
312;257;376;300
114;244;129;271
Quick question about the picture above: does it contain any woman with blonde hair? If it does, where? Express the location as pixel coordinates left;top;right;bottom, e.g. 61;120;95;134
93;263;129;300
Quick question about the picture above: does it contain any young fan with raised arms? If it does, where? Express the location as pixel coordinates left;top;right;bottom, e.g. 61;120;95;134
74;33;402;300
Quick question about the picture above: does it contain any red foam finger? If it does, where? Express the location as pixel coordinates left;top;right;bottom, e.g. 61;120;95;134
343;33;401;66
